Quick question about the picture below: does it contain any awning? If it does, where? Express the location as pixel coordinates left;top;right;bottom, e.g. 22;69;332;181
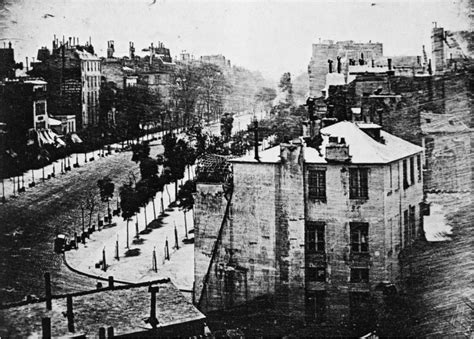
49;129;66;147
48;117;62;126
37;130;50;146
70;133;83;144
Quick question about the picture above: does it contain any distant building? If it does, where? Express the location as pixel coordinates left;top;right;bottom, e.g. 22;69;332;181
29;36;101;129
200;54;231;69
431;23;473;74
101;41;175;103
308;40;384;96
0;42;19;79
194;122;424;324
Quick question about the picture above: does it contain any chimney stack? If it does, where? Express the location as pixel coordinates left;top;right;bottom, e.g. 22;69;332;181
254;120;259;161
387;58;392;71
328;59;333;73
25;57;29;72
337;56;342;73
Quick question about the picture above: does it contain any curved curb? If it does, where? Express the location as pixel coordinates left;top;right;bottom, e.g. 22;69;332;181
62;252;133;285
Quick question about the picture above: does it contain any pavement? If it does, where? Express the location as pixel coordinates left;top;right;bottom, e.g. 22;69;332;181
63;164;196;294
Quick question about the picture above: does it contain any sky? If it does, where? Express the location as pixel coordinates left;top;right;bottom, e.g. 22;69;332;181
0;0;471;82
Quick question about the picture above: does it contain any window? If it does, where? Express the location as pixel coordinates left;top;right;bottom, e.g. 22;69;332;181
306;222;325;253
35;102;46;116
417;155;422;182
409;157;415;186
403;159;409;189
307;266;326;282
350;268;369;283
350;222;368;253
308;169;326;200
349;168;368;199
306;291;326;323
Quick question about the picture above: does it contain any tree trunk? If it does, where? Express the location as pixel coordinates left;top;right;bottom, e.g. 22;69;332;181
144;204;148;228
152;198;157;219
166;185;171;204
175;181;178;202
126;219;130;249
160;192;164;215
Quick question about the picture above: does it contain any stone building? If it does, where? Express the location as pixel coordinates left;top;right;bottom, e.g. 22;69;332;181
194;121;424;324
308;40;384;97
29;37;101;129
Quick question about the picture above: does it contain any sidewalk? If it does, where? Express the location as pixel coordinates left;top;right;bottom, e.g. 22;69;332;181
64;166;196;293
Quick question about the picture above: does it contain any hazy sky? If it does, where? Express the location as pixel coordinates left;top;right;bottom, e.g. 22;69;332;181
0;0;471;81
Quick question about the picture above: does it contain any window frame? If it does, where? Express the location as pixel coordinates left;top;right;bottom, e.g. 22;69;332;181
349;168;369;199
350;222;369;254
308;168;326;200
306;221;325;253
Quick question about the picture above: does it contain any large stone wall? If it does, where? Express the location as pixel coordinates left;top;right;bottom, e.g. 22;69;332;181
308;41;383;97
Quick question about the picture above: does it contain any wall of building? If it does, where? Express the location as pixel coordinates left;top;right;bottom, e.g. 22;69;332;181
308;41;383;97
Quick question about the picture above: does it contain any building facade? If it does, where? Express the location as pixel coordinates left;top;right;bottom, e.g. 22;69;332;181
194;122;424;324
30;37;101;129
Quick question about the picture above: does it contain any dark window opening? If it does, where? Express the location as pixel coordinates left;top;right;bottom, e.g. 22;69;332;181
403;159;409;189
350;222;369;253
417;155;422;181
350;268;369;283
308;169;326;200
409;157;415;186
306;222;325;253
307;267;326;282
349;168;368;199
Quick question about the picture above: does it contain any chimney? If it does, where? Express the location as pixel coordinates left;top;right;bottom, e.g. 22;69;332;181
8;41;12;49
68;37;72;47
417;55;421;65
337;56;342;73
25;57;29;72
428;59;432;75
253;120;259;161
387;58;392;71
325;136;351;163
328;59;333;73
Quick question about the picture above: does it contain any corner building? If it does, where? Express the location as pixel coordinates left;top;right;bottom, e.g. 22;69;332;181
194;121;424;324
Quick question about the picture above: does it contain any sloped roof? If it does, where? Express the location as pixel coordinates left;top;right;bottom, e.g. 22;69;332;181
0;281;205;337
231;121;423;165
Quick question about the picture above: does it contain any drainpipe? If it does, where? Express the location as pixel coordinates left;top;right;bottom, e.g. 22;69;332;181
254;120;259;161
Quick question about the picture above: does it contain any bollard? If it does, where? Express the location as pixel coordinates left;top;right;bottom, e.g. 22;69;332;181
107;327;114;338
102;248;107;272
42;317;51;339
108;276;114;289
165;239;170;261
152;247;157;272
66;295;74;333
115;239;119;261
98;327;106;339
135;221;139;239
174;225;179;250
44;272;52;310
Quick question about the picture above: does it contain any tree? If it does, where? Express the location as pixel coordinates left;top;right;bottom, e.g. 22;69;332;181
171;63;202;128
115;86;162;141
274;72;295;113
120;181;139;248
255;87;277;114
196;63;229;124
80;189;98;232
220;113;234;142
97;176;115;219
162;133;189;199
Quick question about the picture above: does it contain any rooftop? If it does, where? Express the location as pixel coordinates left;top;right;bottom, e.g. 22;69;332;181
230;121;423;165
0;281;205;338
